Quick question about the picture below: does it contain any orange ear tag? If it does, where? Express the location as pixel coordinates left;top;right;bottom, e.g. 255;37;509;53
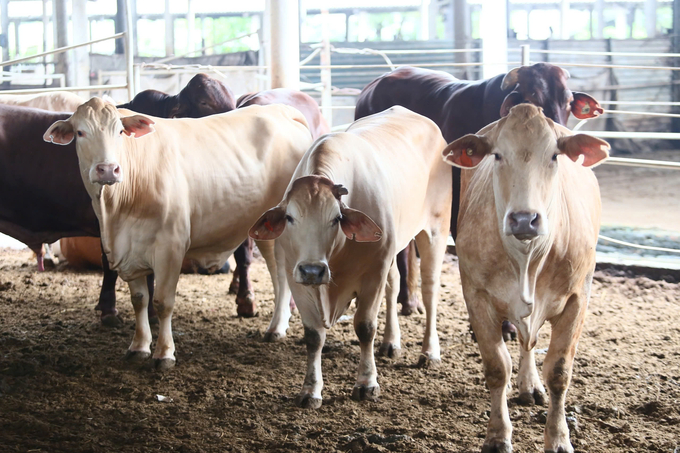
460;148;474;167
264;220;274;232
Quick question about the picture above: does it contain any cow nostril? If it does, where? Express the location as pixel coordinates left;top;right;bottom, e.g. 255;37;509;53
530;213;540;227
112;165;121;176
315;266;325;279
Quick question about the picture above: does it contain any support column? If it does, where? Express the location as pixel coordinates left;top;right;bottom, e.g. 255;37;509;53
164;0;174;57
115;0;125;54
72;0;89;91
187;0;195;55
54;0;69;85
1;0;10;85
595;0;605;39
444;0;454;42
428;0;438;40
672;0;680;132
130;0;138;56
560;0;570;39
453;0;469;72
269;0;299;90
644;0;657;38
419;0;430;41
480;0;507;78
320;7;331;126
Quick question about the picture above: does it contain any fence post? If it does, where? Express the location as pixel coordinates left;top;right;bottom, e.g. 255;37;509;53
125;0;135;99
520;44;530;66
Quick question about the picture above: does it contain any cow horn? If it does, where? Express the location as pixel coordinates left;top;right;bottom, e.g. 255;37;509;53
501;67;521;90
332;184;348;199
561;67;571;79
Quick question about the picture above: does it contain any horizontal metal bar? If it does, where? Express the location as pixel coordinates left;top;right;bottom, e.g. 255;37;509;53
536;61;680;71
0;84;127;95
585;131;680;140
522;48;680;58
302;62;520;70
0;32;125;67
599;100;680;106
603;109;680;118
603;156;680;170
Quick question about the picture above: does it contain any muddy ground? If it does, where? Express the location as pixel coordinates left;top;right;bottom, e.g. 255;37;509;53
0;246;678;453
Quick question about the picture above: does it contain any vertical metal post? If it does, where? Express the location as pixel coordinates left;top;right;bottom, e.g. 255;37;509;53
187;0;195;55
115;0;125;54
672;0;680;132
644;0;657;38
595;0;605;39
481;0;507;78
520;44;530;66
453;0;469;77
269;0;300;89
54;0;69;85
72;0;89;94
419;0;430;41
320;7;332;126
125;0;135;99
164;0;173;57
42;0;49;85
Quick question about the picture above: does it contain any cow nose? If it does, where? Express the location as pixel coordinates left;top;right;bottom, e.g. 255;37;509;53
95;163;121;184
297;263;328;286
508;211;540;240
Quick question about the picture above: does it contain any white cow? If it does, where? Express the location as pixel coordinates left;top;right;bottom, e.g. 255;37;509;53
0;91;86;112
43;98;313;369
443;104;609;452
249;106;451;408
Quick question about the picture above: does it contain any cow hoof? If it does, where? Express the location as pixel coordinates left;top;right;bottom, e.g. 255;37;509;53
399;295;424;316
228;277;240;295
518;389;547;406
481;440;513;453
351;384;380;402
263;331;286;343
295;393;322;409
417;354;441;369
124;350;151;362
502;321;517;342
545;446;573;453
236;294;257;318
101;313;123;327
378;343;402;359
154;358;176;371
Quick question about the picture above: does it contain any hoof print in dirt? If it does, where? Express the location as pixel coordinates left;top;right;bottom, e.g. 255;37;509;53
263;331;285;343
100;314;123;327
154;358;176;371
518;389;546;406
417;354;441;369
295;393;322;409
378;343;402;359
351;384;380;402
124;350;151;362
481;440;513;453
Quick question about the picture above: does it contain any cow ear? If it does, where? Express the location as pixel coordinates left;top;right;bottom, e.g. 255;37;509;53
571;92;603;119
43;120;74;145
501;67;520;90
442;134;492;169
340;207;383;242
249;206;287;240
500;92;524;117
557;134;610;167
121;115;155;138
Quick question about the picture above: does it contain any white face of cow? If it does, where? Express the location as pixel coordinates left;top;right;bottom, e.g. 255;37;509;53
43;97;155;186
249;176;382;287
443;104;609;246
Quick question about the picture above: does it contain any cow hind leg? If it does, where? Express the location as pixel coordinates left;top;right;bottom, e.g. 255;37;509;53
260;240;292;342
97;250;120;326
233;238;256;317
414;228;447;367
125;276;152;362
295;324;326;409
379;261;401;359
397;242;423;315
150;251;183;370
543;292;587;453
517;347;546;406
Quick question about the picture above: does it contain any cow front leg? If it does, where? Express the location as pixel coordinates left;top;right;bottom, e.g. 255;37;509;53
352;286;383;402
543;293;587;453
233;238;256;317
151;253;183;370
96;248;120;326
259;240;292;341
295;325;326;409
517;347;546;406
467;290;513;452
414;229;447;367
379;261;401;358
125;276;152;362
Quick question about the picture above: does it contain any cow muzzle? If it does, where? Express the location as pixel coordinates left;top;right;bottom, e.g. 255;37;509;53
295;261;329;286
505;211;542;241
91;163;122;185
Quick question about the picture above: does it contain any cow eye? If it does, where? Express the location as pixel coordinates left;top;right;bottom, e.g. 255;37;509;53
119;129;124;135
77;131;83;137
285;215;294;224
332;215;342;225
493;153;502;161
552;153;558;162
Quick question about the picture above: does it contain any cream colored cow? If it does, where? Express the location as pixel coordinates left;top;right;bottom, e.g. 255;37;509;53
0;91;87;112
443;104;609;453
43;98;313;369
249;106;451;408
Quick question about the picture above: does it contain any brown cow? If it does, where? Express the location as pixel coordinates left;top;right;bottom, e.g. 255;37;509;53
355;63;602;336
443;104;609;452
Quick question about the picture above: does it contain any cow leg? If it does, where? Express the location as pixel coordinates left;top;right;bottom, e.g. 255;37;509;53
295;324;326;409
543;292;588;453
352;279;384;402
467;293;513;453
150;251;183;370
396;242;423;315
124;276;152;362
260;240;292;342
414;228;447;367
517;347;546;406
233;238;256;317
96;249;120;326
146;273;158;324
379;261;401;358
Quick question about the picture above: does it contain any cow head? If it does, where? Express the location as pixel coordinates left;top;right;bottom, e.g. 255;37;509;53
43;97;155;185
443;104;609;244
500;63;603;126
170;73;236;118
249;175;382;286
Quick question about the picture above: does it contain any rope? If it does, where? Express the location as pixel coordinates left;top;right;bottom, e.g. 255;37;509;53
598;235;680;254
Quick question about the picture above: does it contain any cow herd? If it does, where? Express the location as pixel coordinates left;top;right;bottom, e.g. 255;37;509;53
1;64;609;452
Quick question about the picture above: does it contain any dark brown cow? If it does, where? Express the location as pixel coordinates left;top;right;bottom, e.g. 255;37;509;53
354;63;602;330
237;88;330;139
118;73;236;119
0;104;151;324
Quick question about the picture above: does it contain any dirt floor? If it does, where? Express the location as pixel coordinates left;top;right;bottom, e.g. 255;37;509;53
0;245;678;453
